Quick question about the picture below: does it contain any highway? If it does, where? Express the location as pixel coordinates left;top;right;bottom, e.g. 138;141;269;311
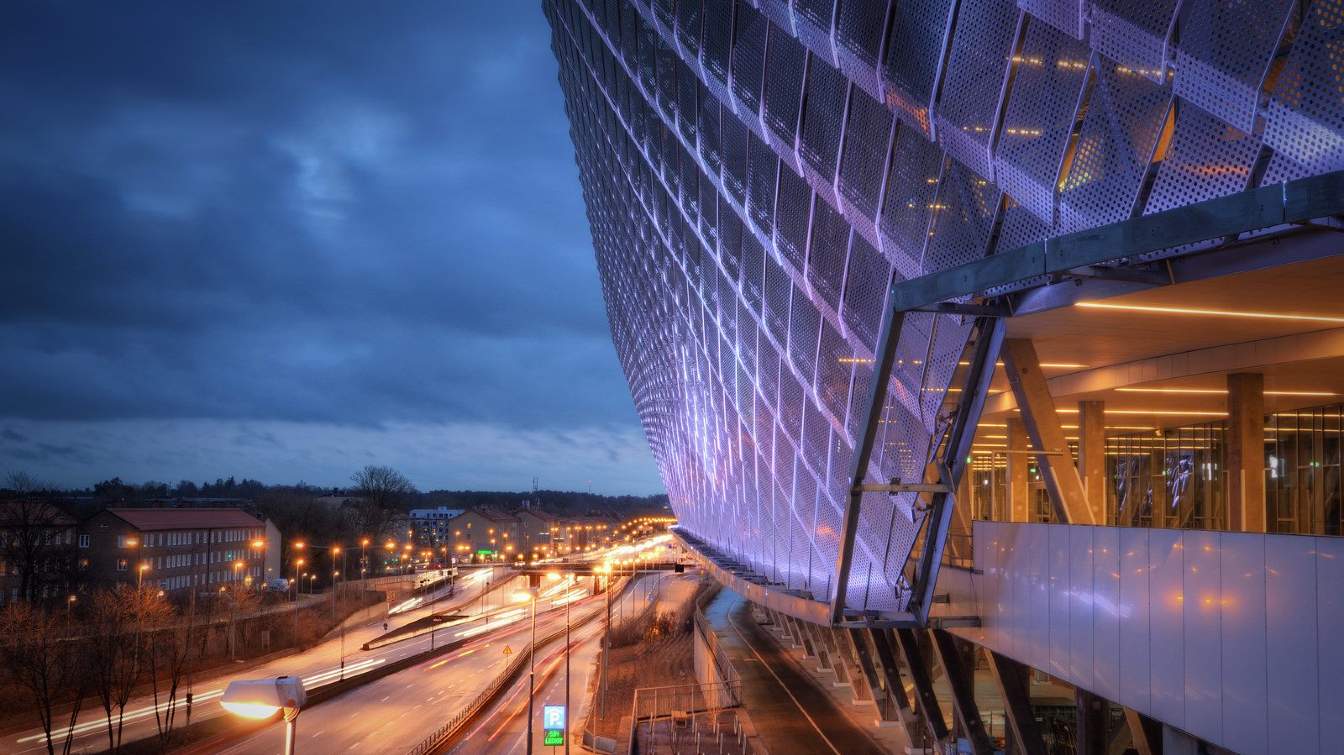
220;574;654;754
451;573;687;754
9;567;515;754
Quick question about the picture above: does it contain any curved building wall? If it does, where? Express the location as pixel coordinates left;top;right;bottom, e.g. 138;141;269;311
543;0;1344;616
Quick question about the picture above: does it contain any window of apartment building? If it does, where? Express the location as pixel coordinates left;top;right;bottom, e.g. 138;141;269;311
78;534;89;548
116;558;128;572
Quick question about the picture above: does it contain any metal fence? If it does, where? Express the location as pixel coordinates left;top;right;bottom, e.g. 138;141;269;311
627;682;751;755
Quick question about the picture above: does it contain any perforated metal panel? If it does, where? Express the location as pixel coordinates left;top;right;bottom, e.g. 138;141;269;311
879;124;943;277
1057;56;1172;233
837;87;893;223
774;165;813;273
1089;0;1177;83
1263;0;1344;177
1173;0;1294;134
836;0;890;99
794;0;838;61
925;161;1001;273
881;0;956;136
806;200;850;311
994;19;1091;224
935;0;1019;179
746;133;780;235
1017;0;1084;39
1145;101;1259;215
762;26;809;154
730;4;769;117
701;0;734;99
799;60;850;187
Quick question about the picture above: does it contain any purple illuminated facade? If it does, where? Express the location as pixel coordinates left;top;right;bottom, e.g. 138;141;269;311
543;0;1344;617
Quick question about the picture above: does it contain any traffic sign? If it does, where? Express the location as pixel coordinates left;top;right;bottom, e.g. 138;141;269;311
503;645;512;656
543;704;566;746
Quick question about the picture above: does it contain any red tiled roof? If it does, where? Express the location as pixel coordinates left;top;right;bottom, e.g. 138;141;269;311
106;507;263;531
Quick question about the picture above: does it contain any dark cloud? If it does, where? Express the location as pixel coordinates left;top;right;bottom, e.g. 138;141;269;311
0;2;659;491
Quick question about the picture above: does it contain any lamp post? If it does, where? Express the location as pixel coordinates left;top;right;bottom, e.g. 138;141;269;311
221;676;306;755
547;571;571;755
514;588;538;755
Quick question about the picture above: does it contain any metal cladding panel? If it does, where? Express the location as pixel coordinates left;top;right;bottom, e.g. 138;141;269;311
546;0;1344;633
878;124;943;277
1263;0;1344;176
1017;0;1084;39
1144;101;1259;215
994;20;1091;225
881;0;955;136
1181;530;1222;743
1088;0;1177;82
1173;0;1294;134
1057;56;1172;233
730;4;769;117
1147;529;1185;730
794;0;838;61
1047;524;1071;678
1067;524;1094;689
762;25;808;155
1090;526;1120;704
1265;535;1320;753
799;59;849;187
701;0;734;98
1219;532;1269;755
1117;527;1152;712
1318;536;1344;751
835;0;889;99
837;87;893;224
935;0;1019;179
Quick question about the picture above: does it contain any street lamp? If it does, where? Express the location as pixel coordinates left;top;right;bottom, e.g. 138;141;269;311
514;588;539;755
221;676;306;755
546;572;571;755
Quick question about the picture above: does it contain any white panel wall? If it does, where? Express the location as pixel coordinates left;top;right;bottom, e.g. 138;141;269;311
958;522;1344;755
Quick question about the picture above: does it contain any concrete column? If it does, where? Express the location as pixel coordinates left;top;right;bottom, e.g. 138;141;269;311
1007;418;1031;522
1079;400;1107;525
1227;372;1266;532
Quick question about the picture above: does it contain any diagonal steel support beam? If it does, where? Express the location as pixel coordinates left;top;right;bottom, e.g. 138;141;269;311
1124;707;1163;755
985;649;1047;755
909;316;1006;620
930;630;994;755
869;628;916;723
1001;338;1095;525
831;295;906;623
895;627;950;743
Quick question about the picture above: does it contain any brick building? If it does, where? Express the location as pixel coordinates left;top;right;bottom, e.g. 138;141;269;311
80;507;267;593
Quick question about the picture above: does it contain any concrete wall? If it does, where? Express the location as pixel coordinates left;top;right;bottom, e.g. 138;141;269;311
944;521;1344;754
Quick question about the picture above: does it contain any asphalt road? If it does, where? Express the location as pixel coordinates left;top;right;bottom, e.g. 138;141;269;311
218;574;652;754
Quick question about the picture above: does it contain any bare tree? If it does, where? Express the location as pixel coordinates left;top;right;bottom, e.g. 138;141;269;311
0;602;89;755
87;586;149;753
349;465;416;538
0;473;73;603
142;593;191;751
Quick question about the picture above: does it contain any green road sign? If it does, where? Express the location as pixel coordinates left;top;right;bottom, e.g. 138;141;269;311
543;729;564;746
475;549;496;556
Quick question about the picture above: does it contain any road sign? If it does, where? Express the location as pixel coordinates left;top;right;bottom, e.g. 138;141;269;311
503;645;512;656
543;704;566;746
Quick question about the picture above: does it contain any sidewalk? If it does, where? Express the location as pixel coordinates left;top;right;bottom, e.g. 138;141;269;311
700;589;887;755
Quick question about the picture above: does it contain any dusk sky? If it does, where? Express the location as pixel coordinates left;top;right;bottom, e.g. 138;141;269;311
0;3;662;494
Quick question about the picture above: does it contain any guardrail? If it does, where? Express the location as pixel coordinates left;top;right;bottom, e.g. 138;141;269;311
406;577;633;755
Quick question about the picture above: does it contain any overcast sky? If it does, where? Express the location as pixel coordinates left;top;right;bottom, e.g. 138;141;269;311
0;3;662;494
